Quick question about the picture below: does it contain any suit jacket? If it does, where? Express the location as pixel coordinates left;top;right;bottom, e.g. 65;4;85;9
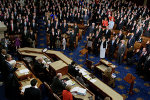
118;43;126;55
68;64;79;77
118;21;124;30
34;61;45;73
104;29;111;39
127;36;135;48
108;39;117;52
0;53;5;63
144;28;150;37
24;87;41;100
62;90;73;100
117;33;124;40
61;23;68;34
74;26;79;36
51;76;66;93
134;30;141;41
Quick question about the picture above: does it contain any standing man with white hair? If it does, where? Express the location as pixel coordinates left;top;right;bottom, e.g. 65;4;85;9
117;40;126;65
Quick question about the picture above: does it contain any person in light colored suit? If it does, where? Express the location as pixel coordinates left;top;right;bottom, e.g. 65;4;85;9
117;40;126;65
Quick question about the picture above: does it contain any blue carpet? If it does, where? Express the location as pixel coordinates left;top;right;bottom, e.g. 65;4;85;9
37;17;47;48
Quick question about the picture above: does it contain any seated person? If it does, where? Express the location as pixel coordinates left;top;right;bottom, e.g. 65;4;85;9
68;61;79;77
0;49;7;72
103;67;115;88
34;57;48;73
4;54;18;78
51;73;66;95
24;79;41;100
76;73;88;87
62;85;73;100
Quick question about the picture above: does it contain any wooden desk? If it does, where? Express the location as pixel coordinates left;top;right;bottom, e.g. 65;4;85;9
95;59;116;73
18;48;123;100
76;65;123;100
80;48;88;59
49;60;68;75
14;61;42;92
63;74;95;100
19;77;42;93
15;61;33;80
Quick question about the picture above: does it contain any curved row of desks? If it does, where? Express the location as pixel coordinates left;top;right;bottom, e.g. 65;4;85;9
18;47;124;100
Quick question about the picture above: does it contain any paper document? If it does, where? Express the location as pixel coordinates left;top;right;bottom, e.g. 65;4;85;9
65;80;75;86
19;69;29;74
90;79;96;83
71;87;86;95
84;75;91;80
79;68;88;75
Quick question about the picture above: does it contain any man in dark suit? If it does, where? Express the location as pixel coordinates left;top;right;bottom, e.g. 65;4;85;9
117;40;126;65
93;30;100;56
117;18;124;30
31;19;37;33
51;73;66;95
0;49;7;63
8;20;16;34
134;26;142;41
3;54;18;98
24;79;41;100
136;48;148;74
117;30;124;41
143;54;150;80
22;26;29;47
69;30;76;51
50;28;56;49
68;61;79;77
104;26;111;39
83;11;89;25
0;49;7;73
61;19;68;34
74;22;79;36
144;25;150;37
126;33;135;48
108;36;117;60
34;57;47;74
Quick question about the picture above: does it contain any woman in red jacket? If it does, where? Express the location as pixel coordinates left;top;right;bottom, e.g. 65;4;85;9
62;85;73;100
102;17;108;28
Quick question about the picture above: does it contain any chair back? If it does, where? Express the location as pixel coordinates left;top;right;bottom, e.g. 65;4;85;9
43;82;53;95
53;93;61;100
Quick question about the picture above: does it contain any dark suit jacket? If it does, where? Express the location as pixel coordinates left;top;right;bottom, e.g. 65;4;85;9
34;61;45;73
117;33;124;40
68;64;79;77
108;39;117;52
104;29;111;39
144;29;150;37
24;87;41;100
127;36;135;48
61;23;68;34
74;26;79;36
51;76;66;93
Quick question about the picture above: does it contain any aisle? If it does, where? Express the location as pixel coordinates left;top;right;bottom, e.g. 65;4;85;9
37;17;47;48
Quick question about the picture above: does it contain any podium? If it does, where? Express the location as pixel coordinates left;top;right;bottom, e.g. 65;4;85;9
80;48;88;59
124;73;136;95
